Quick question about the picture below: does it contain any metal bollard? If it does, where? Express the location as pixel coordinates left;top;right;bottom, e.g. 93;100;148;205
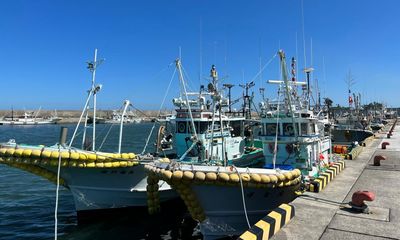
373;155;386;166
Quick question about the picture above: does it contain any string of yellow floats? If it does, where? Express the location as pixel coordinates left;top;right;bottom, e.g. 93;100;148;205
0;146;139;168
144;162;301;221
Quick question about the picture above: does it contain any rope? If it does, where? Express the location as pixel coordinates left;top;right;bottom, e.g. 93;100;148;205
141;68;176;155
297;193;348;206
79;123;114;151
142;124;156;155
249;53;277;84
98;123;115;151
181;64;196;93
54;144;62;240
233;165;251;229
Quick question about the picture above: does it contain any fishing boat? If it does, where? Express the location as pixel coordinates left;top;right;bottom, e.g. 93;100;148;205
105;103;143;124
145;58;301;239
0;108;61;125
259;51;332;179
331;90;373;144
0;50;175;217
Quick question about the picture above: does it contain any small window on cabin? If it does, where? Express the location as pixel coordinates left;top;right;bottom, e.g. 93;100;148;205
301;123;308;135
177;121;186;133
309;123;316;134
230;120;242;137
283;123;296;136
212;122;221;131
265;123;279;136
199;122;209;134
188;122;196;134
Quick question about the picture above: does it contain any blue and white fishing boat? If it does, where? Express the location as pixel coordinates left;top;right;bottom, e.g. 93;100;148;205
146;58;301;239
259;50;332;179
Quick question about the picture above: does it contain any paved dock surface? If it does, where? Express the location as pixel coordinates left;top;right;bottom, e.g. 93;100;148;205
273;121;400;240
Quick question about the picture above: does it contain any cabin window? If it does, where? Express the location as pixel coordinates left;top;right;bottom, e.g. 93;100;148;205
177;121;186;133
188;122;195;133
213;122;221;131
301;123;308;135
309;123;316;134
283;123;297;136
230;120;243;137
199;122;208;134
265;123;280;136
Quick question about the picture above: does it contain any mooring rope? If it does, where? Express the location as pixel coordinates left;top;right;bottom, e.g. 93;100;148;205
54;144;62;240
233;165;251;229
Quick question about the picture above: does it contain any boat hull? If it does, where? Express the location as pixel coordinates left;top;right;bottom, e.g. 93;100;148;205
43;164;176;212
331;129;374;144
193;184;299;239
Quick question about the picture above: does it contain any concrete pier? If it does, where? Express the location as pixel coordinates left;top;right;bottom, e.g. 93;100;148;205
272;120;400;240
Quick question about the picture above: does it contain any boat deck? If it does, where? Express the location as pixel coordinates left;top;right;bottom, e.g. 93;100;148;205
271;119;400;240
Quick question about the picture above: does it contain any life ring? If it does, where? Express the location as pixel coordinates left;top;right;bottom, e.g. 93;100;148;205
178;122;186;133
285;143;294;154
285;124;294;136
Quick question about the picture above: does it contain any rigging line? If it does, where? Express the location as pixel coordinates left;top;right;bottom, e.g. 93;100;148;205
248;53;277;84
301;0;307;68
82;123;114;150
141;68;177;155
98;123;115;151
181;64;196;93
157;68;177;117
139;61;174;96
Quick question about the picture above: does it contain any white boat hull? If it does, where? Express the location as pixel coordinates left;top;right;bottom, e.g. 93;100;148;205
0;120;57;125
44;164;176;212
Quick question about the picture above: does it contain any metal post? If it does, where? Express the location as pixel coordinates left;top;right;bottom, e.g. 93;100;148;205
69;91;92;148
91;49;98;151
59;127;68;146
223;84;234;113
118;100;130;154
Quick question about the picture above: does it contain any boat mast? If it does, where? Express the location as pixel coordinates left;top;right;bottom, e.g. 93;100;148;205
91;49;98;151
69;49;103;149
175;59;198;140
279;50;299;139
210;65;226;165
118;100;131;154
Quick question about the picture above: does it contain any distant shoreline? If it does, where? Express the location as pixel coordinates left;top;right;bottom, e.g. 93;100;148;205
0;109;175;123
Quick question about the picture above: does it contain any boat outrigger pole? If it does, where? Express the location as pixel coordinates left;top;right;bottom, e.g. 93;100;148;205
118;100;131;154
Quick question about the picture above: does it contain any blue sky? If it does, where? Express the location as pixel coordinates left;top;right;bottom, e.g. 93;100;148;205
0;0;399;110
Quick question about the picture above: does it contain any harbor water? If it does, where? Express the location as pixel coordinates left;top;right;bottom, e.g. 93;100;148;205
0;123;200;240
